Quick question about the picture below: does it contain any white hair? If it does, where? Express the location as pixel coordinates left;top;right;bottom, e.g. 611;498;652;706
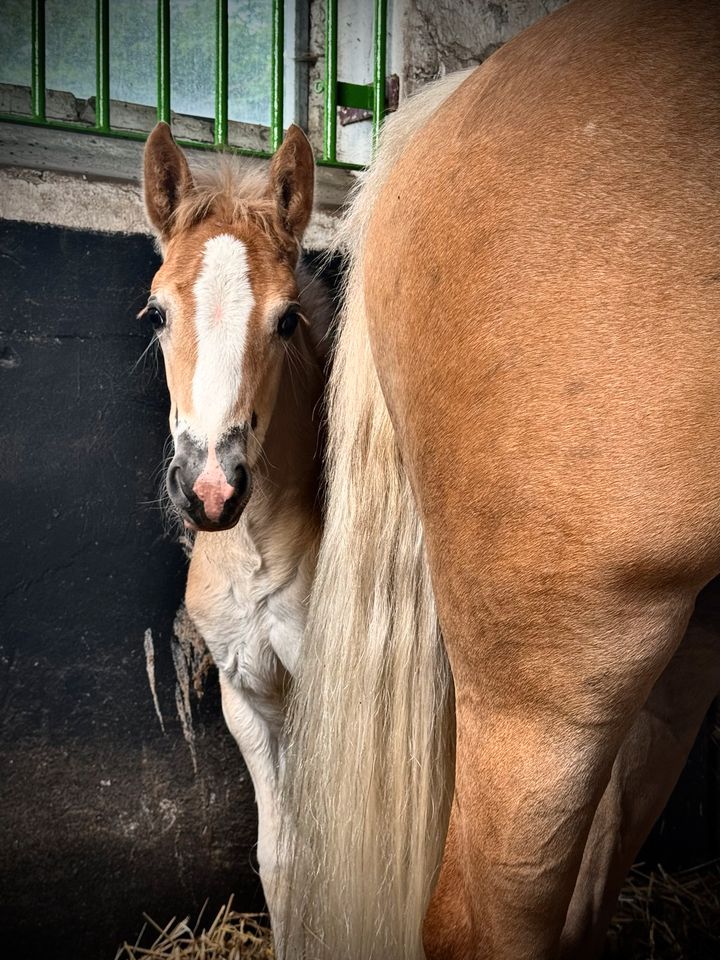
279;69;476;960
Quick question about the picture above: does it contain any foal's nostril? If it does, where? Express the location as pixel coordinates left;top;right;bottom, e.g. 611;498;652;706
233;463;249;498
167;463;180;495
167;462;191;505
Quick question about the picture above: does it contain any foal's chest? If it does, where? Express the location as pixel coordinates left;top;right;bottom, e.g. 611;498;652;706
185;525;311;693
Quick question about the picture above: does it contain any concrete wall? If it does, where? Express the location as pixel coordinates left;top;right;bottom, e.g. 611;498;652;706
0;115;351;247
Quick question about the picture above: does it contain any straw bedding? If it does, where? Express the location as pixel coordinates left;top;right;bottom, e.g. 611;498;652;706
606;863;720;959
114;900;273;960
115;863;719;959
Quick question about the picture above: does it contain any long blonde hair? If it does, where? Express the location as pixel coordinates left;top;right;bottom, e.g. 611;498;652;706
279;71;474;959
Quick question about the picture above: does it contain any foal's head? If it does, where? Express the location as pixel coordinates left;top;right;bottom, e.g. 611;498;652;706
142;122;315;532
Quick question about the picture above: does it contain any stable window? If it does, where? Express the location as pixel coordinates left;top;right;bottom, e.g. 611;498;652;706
0;0;393;169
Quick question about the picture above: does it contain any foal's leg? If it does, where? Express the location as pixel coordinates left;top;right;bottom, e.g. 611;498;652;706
559;582;720;959
424;569;698;960
217;672;286;920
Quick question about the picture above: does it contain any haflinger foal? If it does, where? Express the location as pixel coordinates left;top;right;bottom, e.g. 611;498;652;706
141;121;331;923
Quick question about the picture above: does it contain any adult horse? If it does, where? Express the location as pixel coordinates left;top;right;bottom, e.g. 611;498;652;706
282;0;720;957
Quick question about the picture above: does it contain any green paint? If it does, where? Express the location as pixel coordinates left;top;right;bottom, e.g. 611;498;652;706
31;0;46;121
157;0;170;124
270;0;284;151
323;0;337;162
336;81;373;111
372;0;387;149
96;0;110;132
215;0;228;145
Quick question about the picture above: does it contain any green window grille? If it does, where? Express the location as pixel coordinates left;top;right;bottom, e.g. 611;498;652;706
0;0;391;169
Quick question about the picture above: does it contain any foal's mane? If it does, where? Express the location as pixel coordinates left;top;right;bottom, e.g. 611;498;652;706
172;156;280;240
170;154;335;360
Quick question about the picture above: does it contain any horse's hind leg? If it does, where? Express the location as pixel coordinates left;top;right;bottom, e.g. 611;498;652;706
423;560;700;960
559;579;720;959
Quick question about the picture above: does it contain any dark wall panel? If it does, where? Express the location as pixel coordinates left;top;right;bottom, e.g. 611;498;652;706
0;221;262;960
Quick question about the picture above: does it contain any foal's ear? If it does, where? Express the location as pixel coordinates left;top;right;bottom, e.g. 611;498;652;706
143;122;194;244
267;124;315;242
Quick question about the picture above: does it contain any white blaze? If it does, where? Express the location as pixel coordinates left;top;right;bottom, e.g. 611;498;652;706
192;234;254;439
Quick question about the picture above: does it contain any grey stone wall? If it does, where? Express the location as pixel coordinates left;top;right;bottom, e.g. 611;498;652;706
402;0;569;93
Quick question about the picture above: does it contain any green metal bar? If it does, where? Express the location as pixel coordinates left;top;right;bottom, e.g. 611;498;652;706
0;111;364;167
372;0;387;148
31;0;46;121
6;0;376;170
336;81;373;111
316;157;361;170
157;0;171;123
96;0;110;131
215;0;228;145
270;0;284;151
323;0;337;162
0;112;279;158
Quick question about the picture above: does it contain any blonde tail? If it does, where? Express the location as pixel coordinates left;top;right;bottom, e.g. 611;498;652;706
279;72;474;960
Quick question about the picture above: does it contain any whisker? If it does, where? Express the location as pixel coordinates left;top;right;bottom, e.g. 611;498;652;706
130;335;160;375
254;438;276;477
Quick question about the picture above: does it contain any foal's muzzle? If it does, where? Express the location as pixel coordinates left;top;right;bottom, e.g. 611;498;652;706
167;428;251;532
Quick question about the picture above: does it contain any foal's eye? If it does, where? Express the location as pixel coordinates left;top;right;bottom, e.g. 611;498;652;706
146;304;166;331
277;308;300;339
